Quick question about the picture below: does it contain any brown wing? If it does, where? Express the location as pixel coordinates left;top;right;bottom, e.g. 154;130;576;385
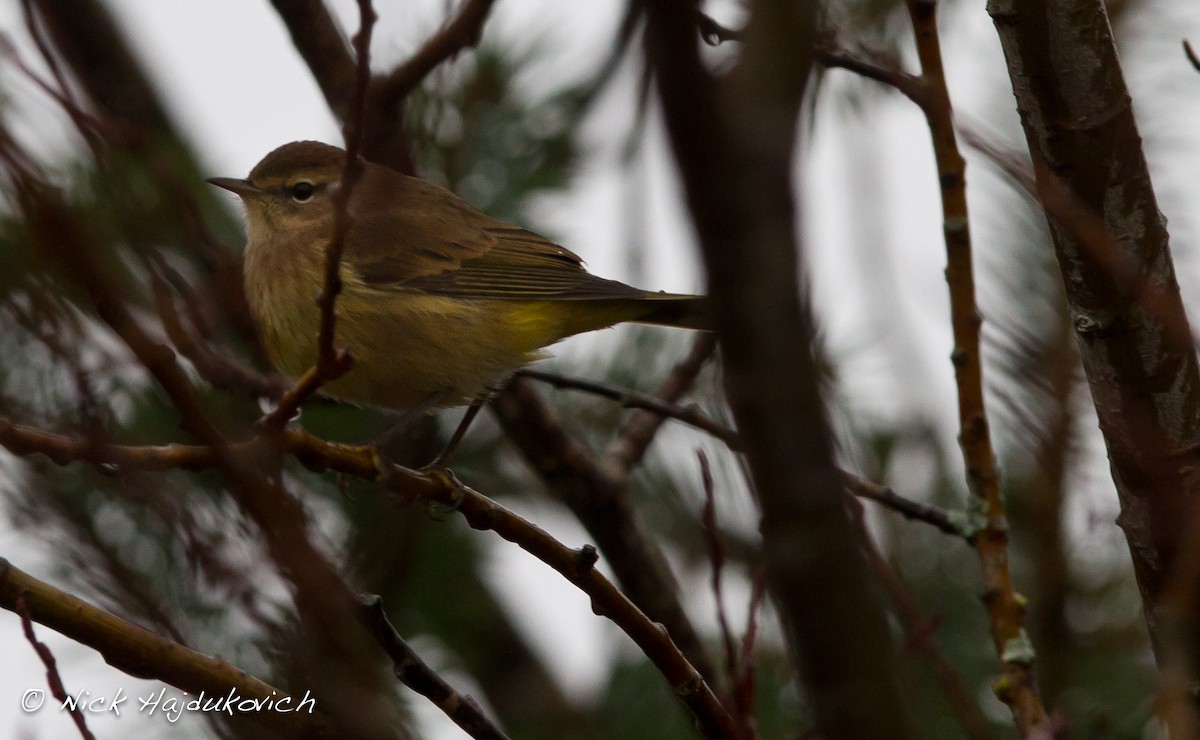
347;165;645;301
345;165;499;285
403;226;647;300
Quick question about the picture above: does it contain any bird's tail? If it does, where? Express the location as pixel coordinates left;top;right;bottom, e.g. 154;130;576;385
631;294;711;331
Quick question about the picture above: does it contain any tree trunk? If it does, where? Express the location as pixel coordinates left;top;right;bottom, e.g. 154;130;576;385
989;0;1200;673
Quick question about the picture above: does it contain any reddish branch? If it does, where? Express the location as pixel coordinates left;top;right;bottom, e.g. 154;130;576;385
850;507;997;740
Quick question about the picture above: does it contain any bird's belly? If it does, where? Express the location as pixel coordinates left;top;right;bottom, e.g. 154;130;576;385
256;286;543;410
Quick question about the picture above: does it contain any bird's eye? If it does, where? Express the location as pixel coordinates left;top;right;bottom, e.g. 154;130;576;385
289;181;316;202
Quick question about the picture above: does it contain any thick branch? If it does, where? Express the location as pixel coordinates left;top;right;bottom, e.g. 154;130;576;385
268;0;358;120
989;0;1200;701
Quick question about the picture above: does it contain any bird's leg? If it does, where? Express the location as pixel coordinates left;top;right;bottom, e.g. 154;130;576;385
423;395;487;471
370;388;451;449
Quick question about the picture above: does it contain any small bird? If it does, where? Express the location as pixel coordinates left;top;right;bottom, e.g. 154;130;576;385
209;141;707;414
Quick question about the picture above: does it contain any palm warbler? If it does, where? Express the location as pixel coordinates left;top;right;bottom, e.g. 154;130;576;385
208;141;707;411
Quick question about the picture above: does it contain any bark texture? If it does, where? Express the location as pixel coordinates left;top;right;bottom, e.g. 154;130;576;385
989;0;1200;662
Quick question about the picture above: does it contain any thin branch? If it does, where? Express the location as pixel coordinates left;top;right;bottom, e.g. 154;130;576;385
698;451;751;734
516;367;728;437
148;264;287;401
1;561;333;738
607;332;723;468
259;0;379;432
316;1;376;373
491;380;719;686
0;417;739;739
355;595;510;740
903;0;1046;729
842;472;961;537
372;467;740;739
817;43;928;107
16;592;96;740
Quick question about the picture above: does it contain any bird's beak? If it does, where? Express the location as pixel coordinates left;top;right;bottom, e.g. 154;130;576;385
206;177;261;198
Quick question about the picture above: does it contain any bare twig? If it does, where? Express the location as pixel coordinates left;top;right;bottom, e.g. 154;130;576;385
16;592;96;740
491;379;718;685
258;0;379;431
827;4;1046;730
903;0;1045;729
316;1;375;373
842;472;961;537
817;44;927;107
607;332;724;467
516;368;721;434
0;415;739;739
356;595;510;740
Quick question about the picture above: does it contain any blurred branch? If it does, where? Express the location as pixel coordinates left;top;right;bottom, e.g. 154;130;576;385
698;451;755;737
515;367;736;447
1185;39;1200;72
851;505;998;740
607;332;723;468
818;43;926;107
378;0;497;101
149;264;288;401
516;335;736;454
642;1;912;736
1;559;333;738
269;0;358;120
